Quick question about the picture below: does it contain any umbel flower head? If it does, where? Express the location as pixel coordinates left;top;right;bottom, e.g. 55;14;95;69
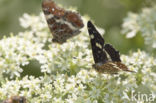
122;6;156;49
0;11;155;103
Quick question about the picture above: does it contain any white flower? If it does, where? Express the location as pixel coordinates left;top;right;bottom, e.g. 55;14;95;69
0;12;155;103
122;6;156;49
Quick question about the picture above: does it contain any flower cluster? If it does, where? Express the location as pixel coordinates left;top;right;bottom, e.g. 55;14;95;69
122;6;156;48
0;12;155;103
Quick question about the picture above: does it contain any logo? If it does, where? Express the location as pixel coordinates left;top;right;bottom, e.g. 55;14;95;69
42;0;84;44
131;90;155;102
87;21;135;74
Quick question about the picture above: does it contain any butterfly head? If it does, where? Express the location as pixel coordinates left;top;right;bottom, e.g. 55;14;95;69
92;62;103;71
92;64;99;72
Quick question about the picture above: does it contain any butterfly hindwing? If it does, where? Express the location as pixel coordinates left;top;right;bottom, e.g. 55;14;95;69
104;44;121;62
87;21;108;63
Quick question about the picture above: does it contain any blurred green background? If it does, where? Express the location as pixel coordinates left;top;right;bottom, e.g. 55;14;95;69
0;0;155;54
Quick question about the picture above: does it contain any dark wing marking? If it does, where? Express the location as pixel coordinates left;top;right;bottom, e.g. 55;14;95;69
87;21;108;63
104;44;121;62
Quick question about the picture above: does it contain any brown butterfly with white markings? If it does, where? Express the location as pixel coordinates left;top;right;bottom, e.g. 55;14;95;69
42;0;84;44
87;21;135;74
2;96;26;103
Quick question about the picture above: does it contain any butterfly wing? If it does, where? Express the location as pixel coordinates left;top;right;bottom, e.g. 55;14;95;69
104;44;121;62
87;21;108;63
42;0;84;44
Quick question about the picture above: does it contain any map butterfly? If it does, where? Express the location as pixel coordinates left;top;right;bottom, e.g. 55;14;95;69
42;0;84;44
87;21;135;74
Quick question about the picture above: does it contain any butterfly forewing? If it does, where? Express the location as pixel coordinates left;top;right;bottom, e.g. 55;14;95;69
42;0;84;44
104;44;121;62
87;21;108;63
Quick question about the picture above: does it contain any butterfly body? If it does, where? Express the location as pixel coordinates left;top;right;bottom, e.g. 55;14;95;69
42;0;84;44
87;21;134;74
3;96;26;103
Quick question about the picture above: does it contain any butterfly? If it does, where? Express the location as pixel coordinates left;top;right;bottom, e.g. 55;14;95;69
2;96;26;103
87;21;134;74
42;0;84;44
